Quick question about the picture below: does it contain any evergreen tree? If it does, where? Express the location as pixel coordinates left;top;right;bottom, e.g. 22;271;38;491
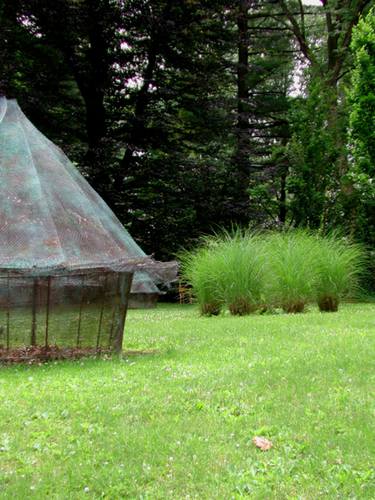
1;0;373;260
346;8;375;245
276;0;372;230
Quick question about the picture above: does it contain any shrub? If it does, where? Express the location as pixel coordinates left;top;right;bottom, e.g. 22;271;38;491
179;245;222;316
313;234;366;312
212;231;266;315
180;229;367;316
262;231;317;313
180;230;266;316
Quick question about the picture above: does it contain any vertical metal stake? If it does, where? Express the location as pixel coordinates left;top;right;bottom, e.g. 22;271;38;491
108;274;120;348
112;272;133;355
76;275;85;348
96;274;108;351
6;272;10;350
45;276;52;347
31;278;38;346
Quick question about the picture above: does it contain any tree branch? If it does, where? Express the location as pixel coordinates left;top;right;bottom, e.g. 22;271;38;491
277;0;318;67
329;0;372;83
297;0;305;37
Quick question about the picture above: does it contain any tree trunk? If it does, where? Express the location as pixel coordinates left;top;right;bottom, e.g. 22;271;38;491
232;0;251;223
114;46;158;193
279;166;287;224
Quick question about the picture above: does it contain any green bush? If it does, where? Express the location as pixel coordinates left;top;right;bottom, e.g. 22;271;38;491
262;230;317;313
212;231;266;315
180;230;266;316
313;234;366;312
179;244;223;316
180;229;366;316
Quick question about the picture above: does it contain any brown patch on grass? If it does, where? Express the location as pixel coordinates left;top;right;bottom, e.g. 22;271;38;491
0;346;160;364
252;436;273;451
200;302;221;316
228;298;257;316
0;345;111;364
318;296;339;312
282;301;305;313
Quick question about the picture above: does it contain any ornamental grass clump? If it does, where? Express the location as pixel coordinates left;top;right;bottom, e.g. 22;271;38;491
263;231;317;313
313;235;366;312
213;231;266;315
180;229;367;317
179;246;222;316
180;230;266;316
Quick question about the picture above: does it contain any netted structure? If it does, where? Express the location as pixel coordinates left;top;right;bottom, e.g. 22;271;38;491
129;272;160;309
0;98;176;358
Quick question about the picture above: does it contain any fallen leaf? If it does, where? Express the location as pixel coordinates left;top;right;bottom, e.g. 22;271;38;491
252;436;273;451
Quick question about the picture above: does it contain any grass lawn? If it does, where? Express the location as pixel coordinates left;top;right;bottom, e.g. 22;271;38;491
0;303;374;498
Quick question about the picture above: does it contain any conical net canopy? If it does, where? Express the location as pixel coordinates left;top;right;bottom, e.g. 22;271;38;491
0;98;176;280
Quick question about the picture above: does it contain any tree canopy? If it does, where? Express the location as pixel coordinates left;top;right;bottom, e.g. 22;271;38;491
0;0;374;259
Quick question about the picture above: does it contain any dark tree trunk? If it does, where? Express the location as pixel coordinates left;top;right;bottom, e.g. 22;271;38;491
30;0;114;200
79;86;107;190
77;0;111;195
279;167;287;224
114;46;158;193
231;0;251;223
0;1;20;96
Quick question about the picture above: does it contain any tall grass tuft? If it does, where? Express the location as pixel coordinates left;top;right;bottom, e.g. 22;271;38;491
180;230;266;316
179;245;223;316
213;230;266;315
313;234;366;312
262;230;317;313
180;229;367;316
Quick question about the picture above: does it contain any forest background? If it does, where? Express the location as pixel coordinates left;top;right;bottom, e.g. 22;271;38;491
1;0;374;267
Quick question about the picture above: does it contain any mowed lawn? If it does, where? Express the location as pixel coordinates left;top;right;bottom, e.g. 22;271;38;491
0;304;374;499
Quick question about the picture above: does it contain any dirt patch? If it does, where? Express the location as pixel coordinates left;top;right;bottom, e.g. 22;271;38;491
229;298;257;316
0;345;111;364
200;302;221;316
318;296;339;312
0;345;160;364
282;301;305;313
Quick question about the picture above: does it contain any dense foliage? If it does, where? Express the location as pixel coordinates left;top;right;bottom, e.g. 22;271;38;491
0;0;374;261
347;8;375;247
180;230;366;315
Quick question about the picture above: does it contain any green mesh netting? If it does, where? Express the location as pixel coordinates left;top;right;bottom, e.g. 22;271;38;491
131;272;160;295
129;271;160;308
0;98;175;356
0;97;176;281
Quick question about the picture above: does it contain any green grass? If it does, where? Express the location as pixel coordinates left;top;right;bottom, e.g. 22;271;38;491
179;229;269;316
0;303;375;498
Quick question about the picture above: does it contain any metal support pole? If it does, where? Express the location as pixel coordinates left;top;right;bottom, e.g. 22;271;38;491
45;276;52;347
96;274;108;350
76;275;85;347
108;274;120;348
112;272;133;355
31;278;38;346
6;272;10;350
